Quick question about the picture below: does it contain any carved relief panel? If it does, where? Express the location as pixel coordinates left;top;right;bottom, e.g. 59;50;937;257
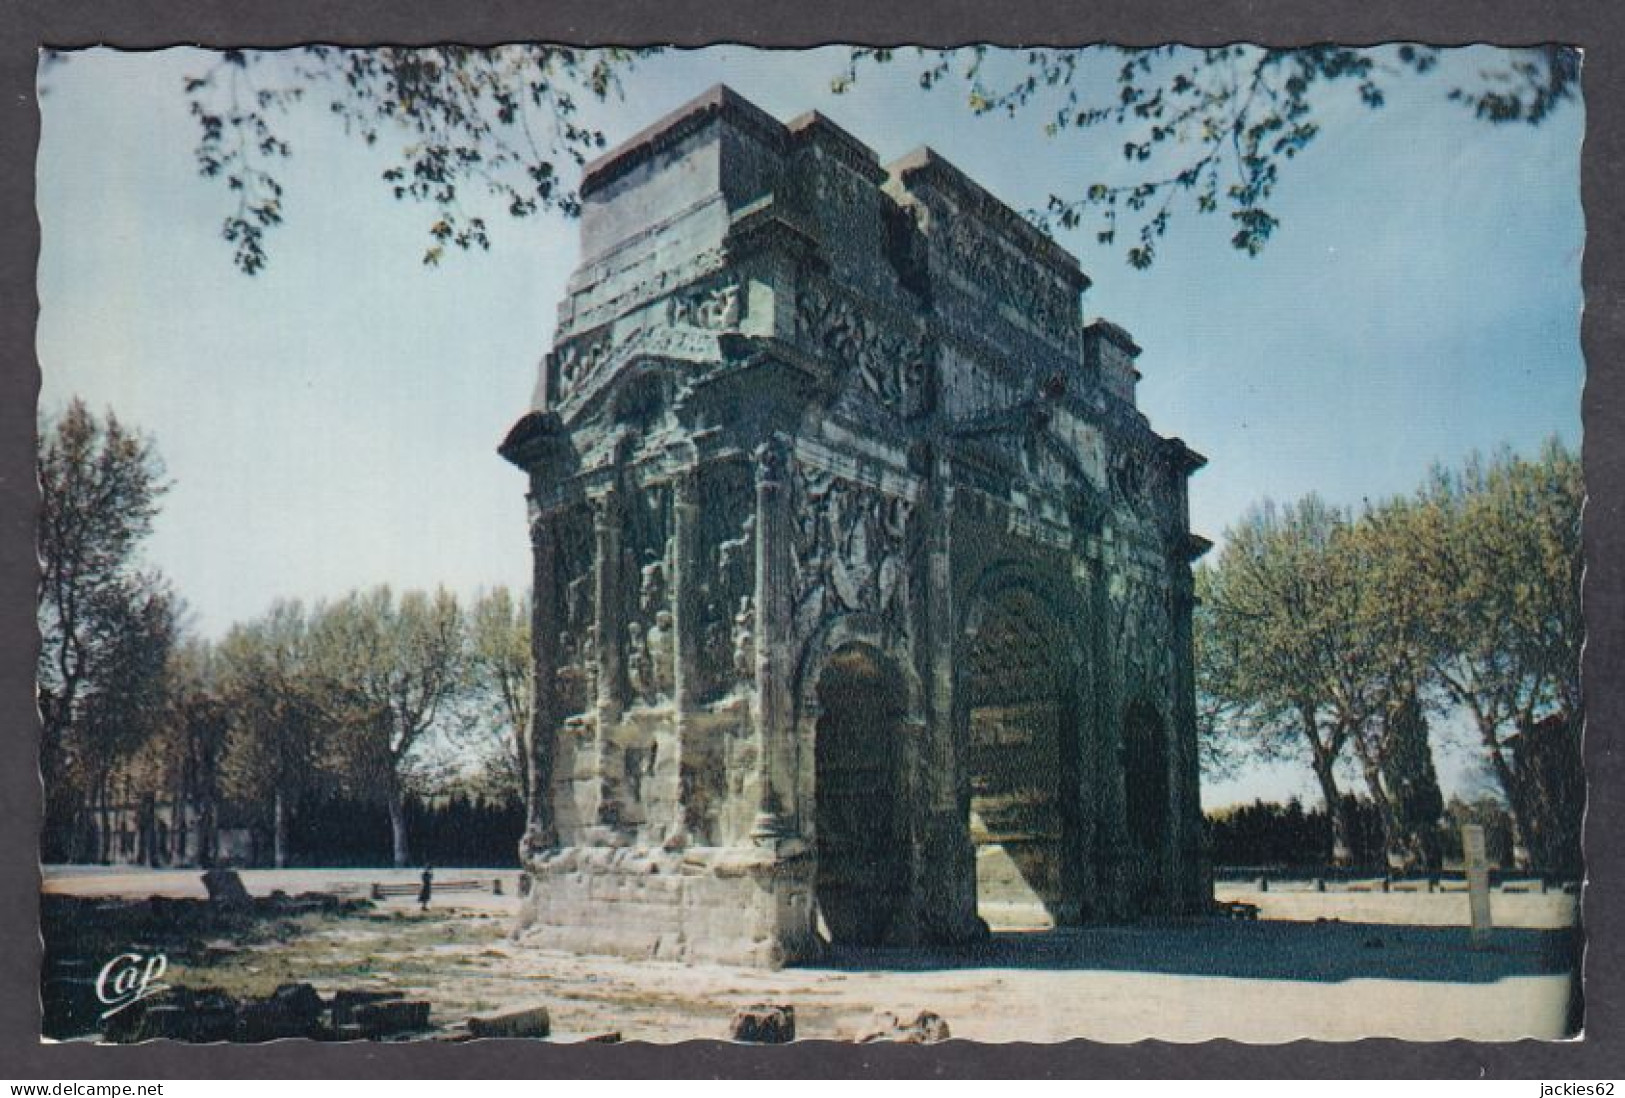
788;461;914;640
795;281;935;419
1107;574;1176;705
552;505;597;718
552;332;613;404
620;482;675;707
667;275;744;332
694;463;757;701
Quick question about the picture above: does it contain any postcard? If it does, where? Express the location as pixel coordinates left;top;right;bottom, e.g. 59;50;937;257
34;44;1584;1045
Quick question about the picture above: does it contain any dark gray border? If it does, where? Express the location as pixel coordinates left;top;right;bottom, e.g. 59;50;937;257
4;0;1620;1079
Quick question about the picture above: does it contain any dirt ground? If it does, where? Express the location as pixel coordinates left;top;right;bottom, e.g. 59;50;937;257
40;866;1581;1044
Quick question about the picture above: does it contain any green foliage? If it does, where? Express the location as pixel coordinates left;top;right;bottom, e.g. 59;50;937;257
36;44;1564;274
216;600;332;808
303;585;466;865
177;46;648;273
1379;689;1445;870
1200;439;1583;871
464;586;533;802
1196;495;1365;862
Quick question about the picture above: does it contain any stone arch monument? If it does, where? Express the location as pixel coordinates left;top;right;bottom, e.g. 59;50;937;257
500;86;1211;966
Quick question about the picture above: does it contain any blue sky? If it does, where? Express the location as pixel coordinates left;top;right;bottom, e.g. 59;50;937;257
35;46;1584;807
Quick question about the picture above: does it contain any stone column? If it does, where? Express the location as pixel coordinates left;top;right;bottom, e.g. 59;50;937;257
523;504;562;854
924;478;982;942
1169;567;1206;912
751;440;793;842
592;488;624;827
669;467;702;842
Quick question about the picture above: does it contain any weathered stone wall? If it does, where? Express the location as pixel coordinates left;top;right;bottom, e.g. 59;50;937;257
500;85;1210;966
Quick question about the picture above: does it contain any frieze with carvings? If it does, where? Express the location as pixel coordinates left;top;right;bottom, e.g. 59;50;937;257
938;216;1076;344
554;334;612;403
796;282;934;419
668;277;743;332
789;461;913;634
563;244;730;338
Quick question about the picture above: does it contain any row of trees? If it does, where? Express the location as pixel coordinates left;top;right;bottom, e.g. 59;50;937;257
1197;439;1583;873
38;399;535;867
203;583;533;867
1206;794;1527;871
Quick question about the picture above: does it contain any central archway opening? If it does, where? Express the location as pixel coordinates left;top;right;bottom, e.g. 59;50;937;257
964;587;1082;930
813;643;906;946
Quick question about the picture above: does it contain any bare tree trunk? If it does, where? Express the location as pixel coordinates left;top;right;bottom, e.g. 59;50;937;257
96;775;113;864
199;795;216;868
273;788;289;869
1312;755;1353;866
1481;717;1533;870
387;783;410;869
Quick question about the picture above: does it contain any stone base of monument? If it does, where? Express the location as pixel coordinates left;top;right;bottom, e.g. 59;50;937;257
515;844;820;968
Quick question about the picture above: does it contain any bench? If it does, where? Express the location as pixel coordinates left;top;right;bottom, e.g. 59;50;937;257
369;877;507;900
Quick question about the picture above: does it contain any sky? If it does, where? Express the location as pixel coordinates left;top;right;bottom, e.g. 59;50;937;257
34;46;1585;808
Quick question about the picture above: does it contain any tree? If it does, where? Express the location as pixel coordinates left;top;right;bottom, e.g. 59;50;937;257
1346;495;1452;869
159;639;233;867
1372;685;1445;871
1200;443;1583;873
307;586;467;867
465;586;533;802
36;399;177;860
217;600;330;868
1417;440;1583;869
121;44;1575;274
1196;496;1365;864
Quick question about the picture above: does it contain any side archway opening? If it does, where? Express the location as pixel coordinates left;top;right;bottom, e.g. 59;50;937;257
962;585;1084;930
812;642;909;946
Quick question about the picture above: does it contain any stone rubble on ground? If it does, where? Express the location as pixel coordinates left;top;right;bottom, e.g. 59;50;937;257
855;1010;952;1044
466;1003;552;1039
728;1003;795;1043
99;983;433;1043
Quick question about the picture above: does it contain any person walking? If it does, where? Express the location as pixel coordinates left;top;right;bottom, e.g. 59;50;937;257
418;865;434;912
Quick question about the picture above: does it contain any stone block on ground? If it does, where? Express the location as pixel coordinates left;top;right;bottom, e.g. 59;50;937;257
102;987;239;1044
350;999;431;1038
201;868;252;906
856;1010;951;1044
329;988;405;1029
235;983;326;1042
466;1003;551;1039
729;1003;795;1043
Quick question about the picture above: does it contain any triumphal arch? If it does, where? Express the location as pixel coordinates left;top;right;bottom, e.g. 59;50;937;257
500;87;1211;966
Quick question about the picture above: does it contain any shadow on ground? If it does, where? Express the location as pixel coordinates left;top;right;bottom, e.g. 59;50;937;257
811;919;1581;984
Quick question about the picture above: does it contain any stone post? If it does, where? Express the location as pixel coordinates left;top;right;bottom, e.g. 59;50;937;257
751;439;793;842
523;504;561;854
592;488;624;826
669;467;702;842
